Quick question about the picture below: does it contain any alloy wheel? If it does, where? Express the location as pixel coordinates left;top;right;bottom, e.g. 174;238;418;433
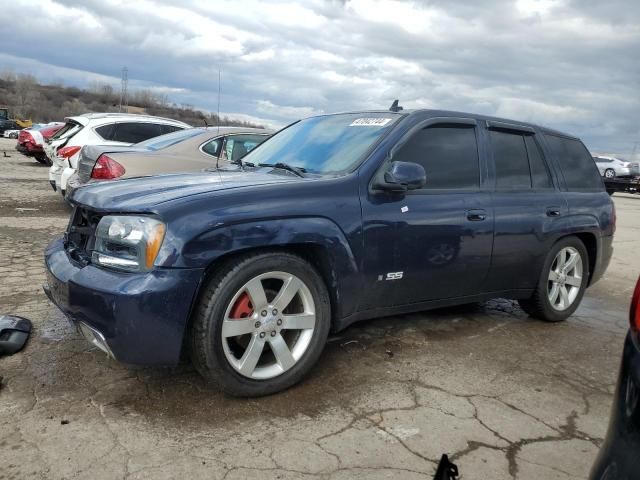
547;246;583;311
221;271;316;380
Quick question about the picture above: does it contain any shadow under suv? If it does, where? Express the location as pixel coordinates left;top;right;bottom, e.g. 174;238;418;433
44;109;614;396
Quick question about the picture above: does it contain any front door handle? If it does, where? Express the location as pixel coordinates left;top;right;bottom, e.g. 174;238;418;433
466;209;487;221
546;207;561;217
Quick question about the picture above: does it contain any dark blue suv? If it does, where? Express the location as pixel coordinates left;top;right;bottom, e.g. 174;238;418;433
44;109;614;396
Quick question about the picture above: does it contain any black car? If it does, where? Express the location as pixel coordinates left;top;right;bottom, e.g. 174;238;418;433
590;275;640;479
44;108;614;397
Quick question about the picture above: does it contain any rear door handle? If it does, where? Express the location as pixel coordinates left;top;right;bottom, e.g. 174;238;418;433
546;207;561;217
466;209;487;221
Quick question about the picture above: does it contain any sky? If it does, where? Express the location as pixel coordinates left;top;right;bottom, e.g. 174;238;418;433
0;0;638;155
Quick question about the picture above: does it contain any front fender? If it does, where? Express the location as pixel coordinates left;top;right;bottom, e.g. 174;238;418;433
161;217;362;321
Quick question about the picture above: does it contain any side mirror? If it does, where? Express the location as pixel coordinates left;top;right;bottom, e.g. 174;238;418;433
377;161;426;192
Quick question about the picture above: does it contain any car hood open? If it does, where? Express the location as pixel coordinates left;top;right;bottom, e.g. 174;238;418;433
69;169;303;211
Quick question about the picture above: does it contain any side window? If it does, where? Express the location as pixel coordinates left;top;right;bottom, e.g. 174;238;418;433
490;130;531;189
95;123;116;141
392;125;479;190
225;135;268;162
201;138;221;157
544;135;603;191
525;136;553;189
112;122;163;143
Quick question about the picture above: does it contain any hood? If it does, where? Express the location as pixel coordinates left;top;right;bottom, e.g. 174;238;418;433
69;168;303;211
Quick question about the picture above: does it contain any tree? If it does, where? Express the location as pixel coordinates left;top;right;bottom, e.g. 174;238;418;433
0;68;16;82
13;73;38;117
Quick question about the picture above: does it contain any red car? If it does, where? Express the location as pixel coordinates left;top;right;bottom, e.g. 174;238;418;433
16;122;64;164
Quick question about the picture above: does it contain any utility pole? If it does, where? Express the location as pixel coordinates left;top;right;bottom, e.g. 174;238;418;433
119;67;128;113
216;68;221;133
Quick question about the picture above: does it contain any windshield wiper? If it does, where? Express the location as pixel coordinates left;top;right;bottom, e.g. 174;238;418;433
259;162;307;178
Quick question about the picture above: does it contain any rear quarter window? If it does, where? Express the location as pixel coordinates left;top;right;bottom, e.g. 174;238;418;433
95;123;116;140
544;135;603;191
160;124;184;135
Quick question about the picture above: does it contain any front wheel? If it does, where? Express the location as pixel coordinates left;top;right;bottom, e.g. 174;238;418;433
189;252;331;396
519;237;589;322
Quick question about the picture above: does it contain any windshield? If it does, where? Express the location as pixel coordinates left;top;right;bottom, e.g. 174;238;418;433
240;113;401;175
135;127;204;150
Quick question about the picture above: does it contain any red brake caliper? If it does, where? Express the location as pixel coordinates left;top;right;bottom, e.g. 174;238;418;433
230;292;254;319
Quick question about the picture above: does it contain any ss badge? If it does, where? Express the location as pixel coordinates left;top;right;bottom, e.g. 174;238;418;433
381;271;403;281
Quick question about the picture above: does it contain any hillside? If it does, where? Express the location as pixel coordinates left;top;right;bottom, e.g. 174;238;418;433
0;73;263;128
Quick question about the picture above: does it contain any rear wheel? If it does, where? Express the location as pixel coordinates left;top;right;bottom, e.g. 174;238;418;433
604;168;616;179
519;237;589;322
190;252;331;396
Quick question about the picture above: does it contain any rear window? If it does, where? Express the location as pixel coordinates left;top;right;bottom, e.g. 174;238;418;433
50;121;83;141
544;135;603;191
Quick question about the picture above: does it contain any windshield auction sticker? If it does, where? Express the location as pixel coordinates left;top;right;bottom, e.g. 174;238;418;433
349;118;393;127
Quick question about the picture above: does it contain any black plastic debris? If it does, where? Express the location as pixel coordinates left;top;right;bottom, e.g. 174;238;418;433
433;454;459;480
0;315;32;356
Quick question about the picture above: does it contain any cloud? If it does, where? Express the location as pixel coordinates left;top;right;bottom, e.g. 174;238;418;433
0;0;638;153
256;100;322;119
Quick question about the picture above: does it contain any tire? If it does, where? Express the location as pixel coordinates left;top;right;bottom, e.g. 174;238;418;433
606;189;615;196
35;155;50;165
189;252;331;397
604;169;616;179
519;236;589;322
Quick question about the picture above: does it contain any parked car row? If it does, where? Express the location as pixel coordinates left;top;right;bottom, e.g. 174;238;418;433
43;107;615;397
66;127;270;196
24;112;270;198
6;111;273;197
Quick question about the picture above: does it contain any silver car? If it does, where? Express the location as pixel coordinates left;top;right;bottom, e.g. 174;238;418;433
593;155;640;179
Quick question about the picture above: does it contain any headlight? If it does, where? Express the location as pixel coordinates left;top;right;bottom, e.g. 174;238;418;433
92;216;166;272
